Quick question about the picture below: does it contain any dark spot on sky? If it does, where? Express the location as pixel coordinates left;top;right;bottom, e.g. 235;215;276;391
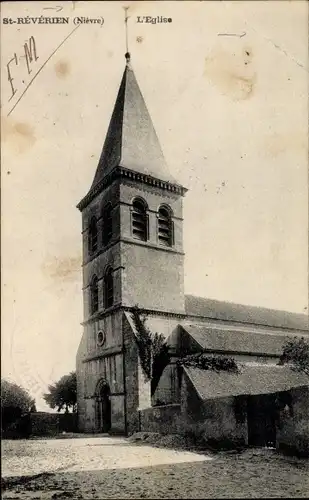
7;171;11;175
55;60;70;79
3;119;36;153
43;256;81;281
245;51;250;56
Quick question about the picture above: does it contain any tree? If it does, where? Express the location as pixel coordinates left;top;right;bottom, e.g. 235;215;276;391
131;306;170;393
43;371;77;413
279;336;309;375
1;379;35;431
30;400;37;413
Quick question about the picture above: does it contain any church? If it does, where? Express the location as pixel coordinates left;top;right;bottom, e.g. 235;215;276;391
76;52;309;449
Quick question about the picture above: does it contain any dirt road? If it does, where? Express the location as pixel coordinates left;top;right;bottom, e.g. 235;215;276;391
2;436;309;498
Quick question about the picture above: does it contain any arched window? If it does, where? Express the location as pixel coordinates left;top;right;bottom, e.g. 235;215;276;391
88;217;98;254
90;275;99;314
158;205;173;246
102;203;113;247
132;198;148;241
104;267;114;309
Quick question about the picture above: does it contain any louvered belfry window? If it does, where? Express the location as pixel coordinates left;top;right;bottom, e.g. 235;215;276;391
102;203;113;247
132;199;148;241
90;275;99;314
104;267;114;309
158;206;173;246
88;217;98;254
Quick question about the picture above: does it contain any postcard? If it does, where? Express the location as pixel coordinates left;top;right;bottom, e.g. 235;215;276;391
1;1;308;498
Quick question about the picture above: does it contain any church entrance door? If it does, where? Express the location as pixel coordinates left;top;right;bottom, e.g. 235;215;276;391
95;380;111;433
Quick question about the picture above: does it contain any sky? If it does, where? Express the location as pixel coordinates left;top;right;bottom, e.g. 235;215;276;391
1;0;308;410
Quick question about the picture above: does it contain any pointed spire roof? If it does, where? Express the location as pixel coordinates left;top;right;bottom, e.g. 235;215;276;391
93;54;176;187
78;55;186;210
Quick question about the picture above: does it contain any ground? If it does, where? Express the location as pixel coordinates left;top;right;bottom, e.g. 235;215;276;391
2;435;309;499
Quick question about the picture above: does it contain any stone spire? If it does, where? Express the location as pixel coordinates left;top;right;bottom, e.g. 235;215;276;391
89;54;177;192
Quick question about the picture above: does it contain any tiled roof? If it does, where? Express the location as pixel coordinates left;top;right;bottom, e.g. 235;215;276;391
182;324;290;356
184;364;309;400
185;295;309;331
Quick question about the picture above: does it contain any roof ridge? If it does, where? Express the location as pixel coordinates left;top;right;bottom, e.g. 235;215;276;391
185;293;307;317
184;294;309;331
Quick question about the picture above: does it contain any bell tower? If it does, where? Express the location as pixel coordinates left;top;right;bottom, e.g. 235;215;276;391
77;53;187;321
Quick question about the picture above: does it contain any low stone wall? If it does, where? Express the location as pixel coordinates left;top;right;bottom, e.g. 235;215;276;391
30;412;78;436
139;399;246;450
140;404;181;434
58;412;78;433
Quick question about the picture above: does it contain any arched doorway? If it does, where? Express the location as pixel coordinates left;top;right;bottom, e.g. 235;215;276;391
95;380;111;433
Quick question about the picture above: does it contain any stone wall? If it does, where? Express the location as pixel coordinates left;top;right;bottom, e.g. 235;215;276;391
58;413;78;433
123;312;139;435
121;244;185;314
77;310;125;433
81;179;185;317
119;181;185;314
276;385;309;457
29;412;78;436
152;362;180;406
109;395;126;434
119;182;184;253
30;412;59;436
140;371;247;448
179;370;247;447
140;404;181;434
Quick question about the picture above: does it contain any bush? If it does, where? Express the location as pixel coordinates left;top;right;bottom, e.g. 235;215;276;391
279;337;309;375
177;353;239;373
1;379;35;438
